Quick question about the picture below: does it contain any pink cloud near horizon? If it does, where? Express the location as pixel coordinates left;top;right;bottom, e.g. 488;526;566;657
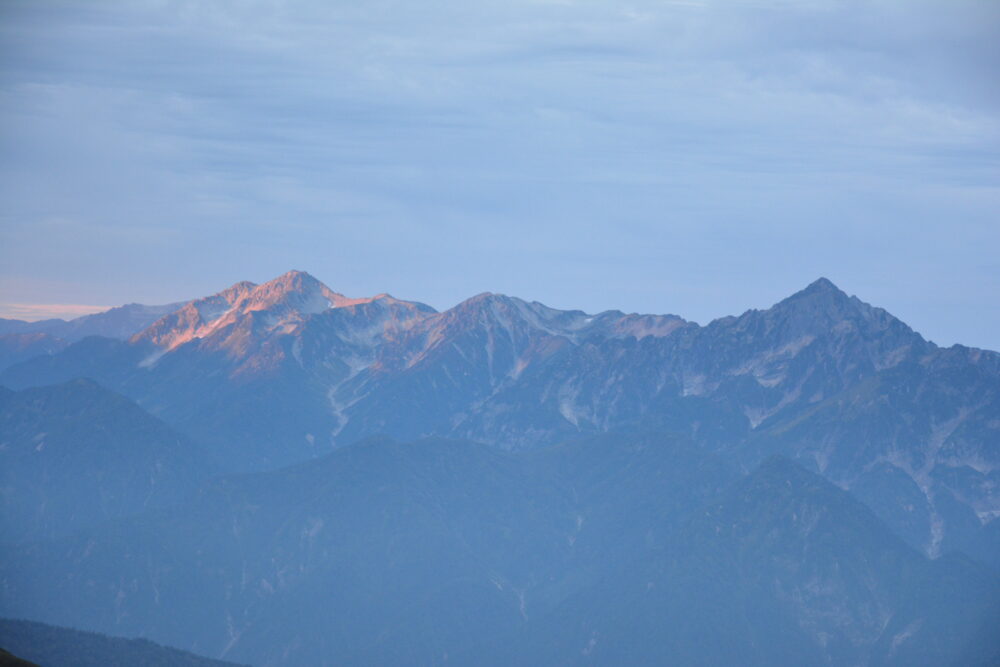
0;303;111;322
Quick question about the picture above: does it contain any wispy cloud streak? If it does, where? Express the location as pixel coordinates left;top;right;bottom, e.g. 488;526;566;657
0;303;110;322
0;0;997;347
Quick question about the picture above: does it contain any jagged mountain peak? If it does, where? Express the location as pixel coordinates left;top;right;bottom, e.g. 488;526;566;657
768;278;912;334
207;280;257;311
135;272;381;350
132;281;253;349
245;271;410;313
702;278;853;329
127;272;442;368
256;269;330;298
449;292;541;322
275;268;314;281
802;276;840;293
737;276;920;346
456;291;522;309
441;291;688;345
242;271;339;314
223;280;258;295
443;292;587;338
776;276;853;310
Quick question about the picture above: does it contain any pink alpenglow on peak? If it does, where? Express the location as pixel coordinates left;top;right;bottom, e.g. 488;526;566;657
133;270;398;351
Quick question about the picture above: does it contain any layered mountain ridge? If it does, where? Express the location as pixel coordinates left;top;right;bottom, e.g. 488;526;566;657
0;301;184;343
1;435;995;666
0;300;185;373
1;270;998;665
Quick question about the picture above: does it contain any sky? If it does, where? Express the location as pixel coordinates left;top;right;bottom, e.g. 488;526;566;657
0;0;998;348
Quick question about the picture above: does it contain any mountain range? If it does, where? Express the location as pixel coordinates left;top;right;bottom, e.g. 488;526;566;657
1;270;997;665
3;271;997;561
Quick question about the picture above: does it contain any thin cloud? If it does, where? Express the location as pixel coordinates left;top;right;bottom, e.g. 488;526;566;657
0;0;997;349
0;303;110;322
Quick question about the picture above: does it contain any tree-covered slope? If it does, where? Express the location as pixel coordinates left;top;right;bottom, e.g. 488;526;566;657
1;436;995;666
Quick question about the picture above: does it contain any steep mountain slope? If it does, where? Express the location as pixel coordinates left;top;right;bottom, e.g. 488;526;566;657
752;344;1000;564
0;618;248;667
0;379;214;542
0;439;993;666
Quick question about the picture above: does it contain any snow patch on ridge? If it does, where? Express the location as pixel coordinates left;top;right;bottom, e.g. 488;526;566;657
138;348;169;369
558;383;584;427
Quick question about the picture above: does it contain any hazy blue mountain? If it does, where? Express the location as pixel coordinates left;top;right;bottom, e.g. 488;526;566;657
0;302;184;343
0;618;247;667
0;301;183;372
1;272;997;560
664;458;996;667
0;320;63;337
0;334;68;373
0;437;569;663
472;456;999;666
0;379;214;542
0;438;994;666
